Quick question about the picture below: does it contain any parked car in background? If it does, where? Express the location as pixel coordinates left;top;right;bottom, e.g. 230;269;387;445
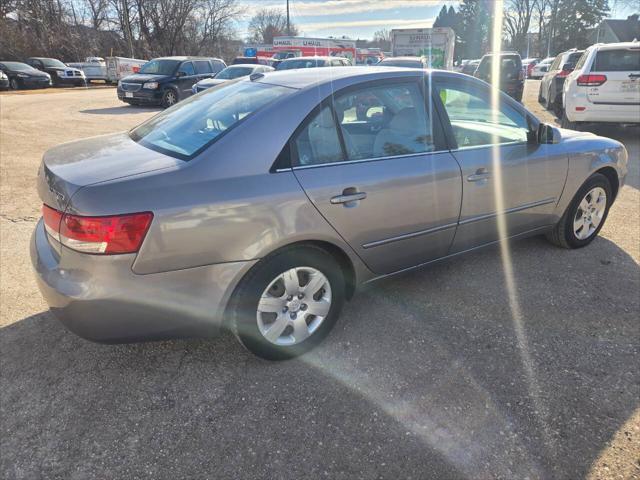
67;57;107;83
192;64;274;93
0;70;9;90
530;57;555;79
474;52;525;101
276;56;351;70
377;56;429;69
539;49;584;113
522;58;540;78
117;56;226;108
232;56;271;66
562;41;640;129
26;57;85;86
0;61;50;89
32;67;627;360
106;57;148;84
461;59;480;75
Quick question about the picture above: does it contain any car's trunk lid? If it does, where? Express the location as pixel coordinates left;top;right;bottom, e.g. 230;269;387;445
38;132;182;211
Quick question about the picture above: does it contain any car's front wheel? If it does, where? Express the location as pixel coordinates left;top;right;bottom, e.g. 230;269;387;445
229;246;345;360
9;78;19;90
161;88;178;108
546;173;612;249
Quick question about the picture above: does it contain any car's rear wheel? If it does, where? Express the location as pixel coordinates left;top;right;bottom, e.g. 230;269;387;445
229;246;345;360
161;88;178;108
560;110;579;130
546;173;612;249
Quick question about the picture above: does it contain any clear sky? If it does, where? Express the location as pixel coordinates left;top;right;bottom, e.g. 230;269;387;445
237;0;639;41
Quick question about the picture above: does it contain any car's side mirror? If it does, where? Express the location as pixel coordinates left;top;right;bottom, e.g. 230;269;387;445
176;71;186;77
537;123;562;144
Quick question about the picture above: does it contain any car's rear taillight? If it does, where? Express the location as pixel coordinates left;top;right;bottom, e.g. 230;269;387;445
577;74;607;86
557;69;572;78
42;205;153;254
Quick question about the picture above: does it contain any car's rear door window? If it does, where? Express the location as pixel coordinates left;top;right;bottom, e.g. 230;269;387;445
194;60;213;74
592;49;640;72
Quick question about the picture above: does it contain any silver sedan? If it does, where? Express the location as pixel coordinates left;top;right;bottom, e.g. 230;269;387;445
31;67;628;359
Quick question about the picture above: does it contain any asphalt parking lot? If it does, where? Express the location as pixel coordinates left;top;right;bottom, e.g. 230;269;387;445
1;80;638;480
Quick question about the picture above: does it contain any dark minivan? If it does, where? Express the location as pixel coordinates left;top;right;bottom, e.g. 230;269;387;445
117;56;226;108
539;49;584;114
475;52;525;102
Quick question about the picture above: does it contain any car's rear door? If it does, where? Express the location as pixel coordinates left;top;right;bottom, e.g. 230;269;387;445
291;78;462;275
587;46;640;106
434;76;567;253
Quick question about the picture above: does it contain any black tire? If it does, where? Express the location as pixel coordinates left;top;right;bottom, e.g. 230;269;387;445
560;110;579;130
9;78;19;90
161;88;178;108
229;245;346;360
546;173;612;249
537;86;544;103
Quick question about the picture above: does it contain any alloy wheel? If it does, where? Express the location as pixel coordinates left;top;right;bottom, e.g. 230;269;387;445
256;267;332;346
573;187;607;240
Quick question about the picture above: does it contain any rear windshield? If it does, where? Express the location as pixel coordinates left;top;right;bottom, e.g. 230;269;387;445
379;59;422;68
477;55;522;75
277;59;325;70
138;59;180;75
592;49;640;72
216;66;254;79
130;80;292;159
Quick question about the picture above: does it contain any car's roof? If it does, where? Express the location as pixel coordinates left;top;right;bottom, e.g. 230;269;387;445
281;56;335;61
27;57;60;61
256;66;443;90
589;41;640;51
380;56;424;61
226;64;262;68
152;56;222;61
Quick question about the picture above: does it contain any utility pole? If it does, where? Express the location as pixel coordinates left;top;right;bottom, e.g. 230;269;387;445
286;0;290;35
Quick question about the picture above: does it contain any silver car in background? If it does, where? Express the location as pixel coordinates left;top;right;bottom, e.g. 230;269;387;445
32;67;627;359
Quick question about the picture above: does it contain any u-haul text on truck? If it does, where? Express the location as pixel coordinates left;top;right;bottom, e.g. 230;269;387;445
272;37;357;62
391;27;455;70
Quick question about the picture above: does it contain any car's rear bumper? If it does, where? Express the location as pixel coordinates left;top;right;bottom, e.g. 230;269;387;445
31;219;256;343
565;91;640;123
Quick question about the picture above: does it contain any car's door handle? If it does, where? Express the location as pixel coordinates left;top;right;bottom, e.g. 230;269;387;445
467;168;491;182
330;189;367;205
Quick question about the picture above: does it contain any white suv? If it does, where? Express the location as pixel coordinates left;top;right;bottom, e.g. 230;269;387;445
562;42;640;128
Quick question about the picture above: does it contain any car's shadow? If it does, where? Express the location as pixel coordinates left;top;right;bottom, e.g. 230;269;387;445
80;106;162;115
1;236;638;479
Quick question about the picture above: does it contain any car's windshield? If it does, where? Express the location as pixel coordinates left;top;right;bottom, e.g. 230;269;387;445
2;62;38;72
216;66;254;79
277;59;325;70
130;80;292;159
40;58;66;68
138;59;180;75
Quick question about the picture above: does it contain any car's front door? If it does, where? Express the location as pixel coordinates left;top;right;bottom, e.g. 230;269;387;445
434;77;568;253
292;79;462;275
176;61;197;97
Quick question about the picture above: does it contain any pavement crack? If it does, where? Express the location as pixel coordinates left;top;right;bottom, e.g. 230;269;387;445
0;213;39;224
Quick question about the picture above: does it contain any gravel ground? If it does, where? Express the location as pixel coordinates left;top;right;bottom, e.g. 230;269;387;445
1;81;638;480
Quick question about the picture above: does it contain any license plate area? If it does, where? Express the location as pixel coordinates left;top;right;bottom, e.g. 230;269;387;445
125;92;133;98
621;80;640;93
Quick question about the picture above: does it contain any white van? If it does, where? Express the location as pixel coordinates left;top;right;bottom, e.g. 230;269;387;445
562;42;640;128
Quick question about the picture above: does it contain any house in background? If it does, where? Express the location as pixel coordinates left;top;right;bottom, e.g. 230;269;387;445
590;14;640;44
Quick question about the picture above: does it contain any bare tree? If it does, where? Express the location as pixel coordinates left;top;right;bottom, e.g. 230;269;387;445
248;8;297;44
504;0;536;54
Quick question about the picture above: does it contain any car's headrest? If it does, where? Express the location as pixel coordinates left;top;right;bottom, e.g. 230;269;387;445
389;107;419;131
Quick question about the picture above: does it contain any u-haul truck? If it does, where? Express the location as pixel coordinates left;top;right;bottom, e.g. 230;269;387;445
391;27;455;70
272;37;357;63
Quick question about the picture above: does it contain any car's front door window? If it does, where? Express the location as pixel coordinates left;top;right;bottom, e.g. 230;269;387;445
438;84;529;148
293;106;345;166
179;62;195;76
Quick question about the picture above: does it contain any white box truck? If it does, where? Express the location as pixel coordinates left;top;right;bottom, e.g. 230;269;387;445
105;57;147;83
391;27;455;70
